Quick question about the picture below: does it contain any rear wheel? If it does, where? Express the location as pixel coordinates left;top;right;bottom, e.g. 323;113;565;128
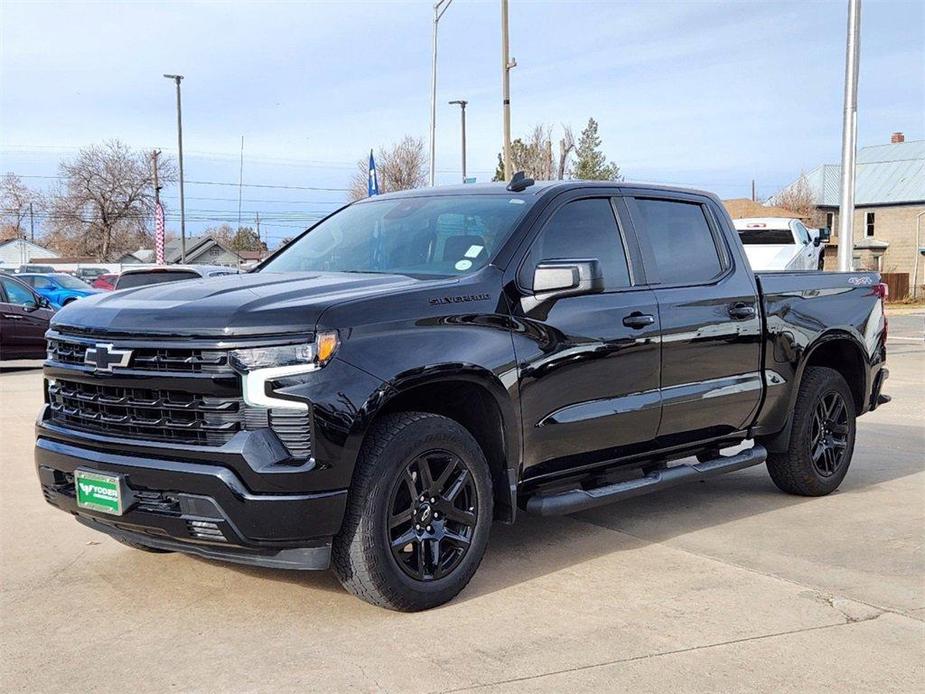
766;366;856;496
332;412;493;611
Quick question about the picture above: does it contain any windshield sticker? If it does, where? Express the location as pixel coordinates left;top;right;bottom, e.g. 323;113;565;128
464;245;484;259
455;259;473;271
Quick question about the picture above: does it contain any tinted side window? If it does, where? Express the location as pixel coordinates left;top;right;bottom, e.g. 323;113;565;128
794;222;811;245
520;198;630;290
634;199;723;284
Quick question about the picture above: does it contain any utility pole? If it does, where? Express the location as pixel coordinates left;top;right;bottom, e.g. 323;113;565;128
501;0;516;180
837;0;861;272
429;0;454;187
29;202;34;242
449;100;468;182
164;74;187;263
751;179;756;202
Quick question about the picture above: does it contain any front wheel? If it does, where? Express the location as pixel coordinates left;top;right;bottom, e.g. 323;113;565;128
765;366;856;496
332;412;493;611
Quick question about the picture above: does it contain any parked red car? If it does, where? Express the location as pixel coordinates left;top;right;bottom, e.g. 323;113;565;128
0;275;55;360
91;273;119;291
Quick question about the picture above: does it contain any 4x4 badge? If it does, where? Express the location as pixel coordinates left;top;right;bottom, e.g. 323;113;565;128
84;343;133;371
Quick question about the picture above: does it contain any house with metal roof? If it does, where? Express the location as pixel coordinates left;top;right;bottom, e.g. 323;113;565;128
779;133;924;296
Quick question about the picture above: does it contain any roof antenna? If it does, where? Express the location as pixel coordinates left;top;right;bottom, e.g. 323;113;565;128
506;170;535;192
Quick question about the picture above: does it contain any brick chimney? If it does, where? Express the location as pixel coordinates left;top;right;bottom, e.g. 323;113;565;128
891;131;905;144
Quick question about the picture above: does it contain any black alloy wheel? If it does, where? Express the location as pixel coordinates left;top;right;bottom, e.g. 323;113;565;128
810;391;850;477
387;450;478;581
763;366;856;497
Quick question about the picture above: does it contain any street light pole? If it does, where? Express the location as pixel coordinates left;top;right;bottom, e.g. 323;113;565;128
429;0;454;187
501;0;515;180
837;0;861;272
164;73;187;263
449;100;468;183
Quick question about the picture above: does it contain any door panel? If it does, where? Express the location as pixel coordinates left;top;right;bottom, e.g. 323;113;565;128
513;289;662;477
653;282;763;443
0;278;51;359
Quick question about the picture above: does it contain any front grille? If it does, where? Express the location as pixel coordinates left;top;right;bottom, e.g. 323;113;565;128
45;335;312;456
48;379;243;446
47;339;231;374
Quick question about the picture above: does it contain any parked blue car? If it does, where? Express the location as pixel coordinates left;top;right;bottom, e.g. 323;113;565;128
17;273;101;308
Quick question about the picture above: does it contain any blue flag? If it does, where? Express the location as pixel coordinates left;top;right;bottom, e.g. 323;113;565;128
368;150;379;197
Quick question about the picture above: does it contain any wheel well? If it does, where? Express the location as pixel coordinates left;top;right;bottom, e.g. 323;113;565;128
805;338;866;412
376;381;513;521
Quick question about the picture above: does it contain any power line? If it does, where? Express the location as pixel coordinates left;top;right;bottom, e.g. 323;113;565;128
10;173;350;192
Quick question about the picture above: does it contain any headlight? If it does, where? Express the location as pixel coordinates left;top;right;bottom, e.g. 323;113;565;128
231;331;339;411
230;331;339;372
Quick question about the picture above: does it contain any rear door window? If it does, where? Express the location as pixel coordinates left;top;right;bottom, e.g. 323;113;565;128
632;198;724;285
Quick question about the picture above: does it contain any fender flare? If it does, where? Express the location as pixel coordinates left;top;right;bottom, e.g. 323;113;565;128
760;329;870;452
341;363;522;519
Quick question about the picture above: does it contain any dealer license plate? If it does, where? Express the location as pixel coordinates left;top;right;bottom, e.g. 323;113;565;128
74;469;124;515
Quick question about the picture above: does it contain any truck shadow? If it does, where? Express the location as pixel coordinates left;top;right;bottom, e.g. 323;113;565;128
214;420;922;605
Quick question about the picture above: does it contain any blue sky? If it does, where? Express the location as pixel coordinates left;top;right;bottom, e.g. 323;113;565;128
1;0;922;247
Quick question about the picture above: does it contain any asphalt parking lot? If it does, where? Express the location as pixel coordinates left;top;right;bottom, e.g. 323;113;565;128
1;313;922;693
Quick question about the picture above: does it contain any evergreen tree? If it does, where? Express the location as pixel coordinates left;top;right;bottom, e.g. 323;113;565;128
572;118;621;181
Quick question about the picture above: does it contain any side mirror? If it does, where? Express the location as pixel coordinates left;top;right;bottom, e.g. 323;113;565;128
523;259;604;313
818;227;831;243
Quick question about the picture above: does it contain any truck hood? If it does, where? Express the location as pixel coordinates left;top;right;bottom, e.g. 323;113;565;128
742;245;799;271
51;271;425;338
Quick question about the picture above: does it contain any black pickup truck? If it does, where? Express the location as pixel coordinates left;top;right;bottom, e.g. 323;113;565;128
36;179;889;611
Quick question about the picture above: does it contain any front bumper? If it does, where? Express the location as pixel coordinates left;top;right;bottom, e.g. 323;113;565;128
36;434;348;570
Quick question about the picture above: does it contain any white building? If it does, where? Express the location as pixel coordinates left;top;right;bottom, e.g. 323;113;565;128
0;239;59;268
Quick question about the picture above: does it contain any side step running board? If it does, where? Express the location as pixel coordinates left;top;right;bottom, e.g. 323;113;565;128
525;444;768;516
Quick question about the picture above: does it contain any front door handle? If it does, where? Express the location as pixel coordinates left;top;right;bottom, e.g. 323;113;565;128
2;313;23;320
728;303;756;320
623;312;655;329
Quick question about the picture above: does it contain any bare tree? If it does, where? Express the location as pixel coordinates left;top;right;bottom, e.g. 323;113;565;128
1;173;42;241
349;136;428;201
770;174;823;226
45;140;176;260
493;124;575;181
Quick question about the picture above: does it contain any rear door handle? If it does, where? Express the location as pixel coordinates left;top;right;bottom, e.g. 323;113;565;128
2;313;23;320
623;313;655;329
728;303;756;320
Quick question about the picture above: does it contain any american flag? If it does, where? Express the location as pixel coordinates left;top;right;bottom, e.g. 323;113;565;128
154;202;165;264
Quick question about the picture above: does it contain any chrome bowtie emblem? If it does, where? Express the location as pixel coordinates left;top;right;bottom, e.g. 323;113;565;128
84;343;133;371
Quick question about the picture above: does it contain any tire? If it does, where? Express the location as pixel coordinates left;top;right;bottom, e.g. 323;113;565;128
115;537;174;553
332;412;493;611
765;366;856;496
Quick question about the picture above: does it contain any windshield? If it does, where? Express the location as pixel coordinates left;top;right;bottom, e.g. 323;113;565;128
737;228;794;245
54;275;94;290
260;195;531;277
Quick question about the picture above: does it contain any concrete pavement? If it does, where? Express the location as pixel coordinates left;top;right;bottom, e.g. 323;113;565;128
1;325;922;692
